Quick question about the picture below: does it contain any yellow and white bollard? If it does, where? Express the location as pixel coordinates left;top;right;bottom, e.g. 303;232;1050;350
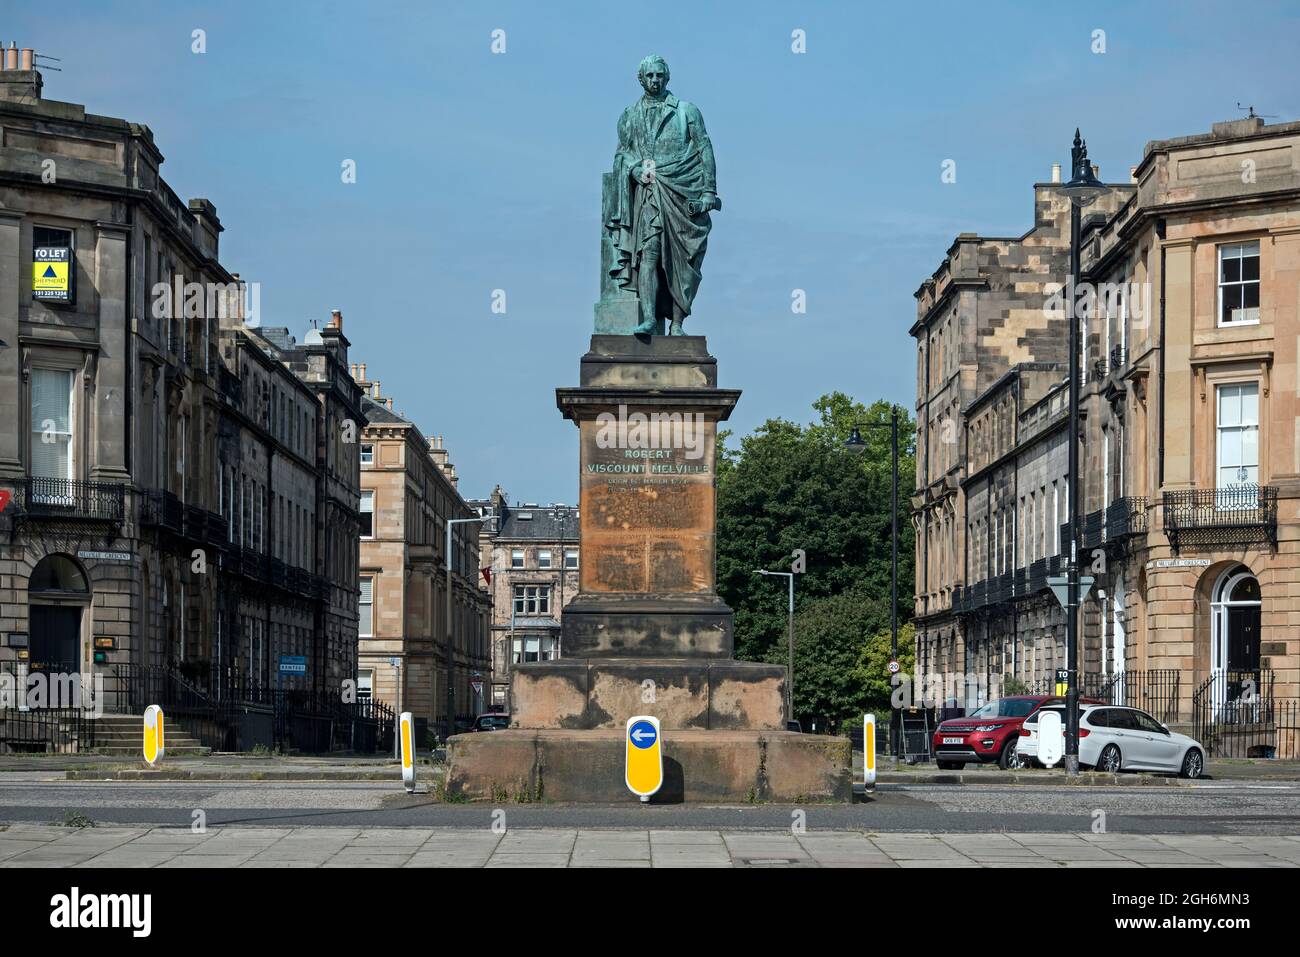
863;713;876;790
399;711;416;793
143;705;165;768
625;716;663;803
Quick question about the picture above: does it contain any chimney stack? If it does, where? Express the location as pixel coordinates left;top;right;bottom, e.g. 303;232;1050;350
328;309;343;330
1091;163;1100;179
1051;163;1061;184
0;42;43;102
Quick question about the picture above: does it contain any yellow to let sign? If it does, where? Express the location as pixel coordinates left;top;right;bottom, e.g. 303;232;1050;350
625;715;663;801
32;260;68;289
32;247;71;301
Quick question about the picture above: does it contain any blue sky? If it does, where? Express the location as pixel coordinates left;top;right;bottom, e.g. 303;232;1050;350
11;1;1300;503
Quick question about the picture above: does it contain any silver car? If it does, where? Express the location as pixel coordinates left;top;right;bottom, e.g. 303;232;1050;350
1017;703;1206;778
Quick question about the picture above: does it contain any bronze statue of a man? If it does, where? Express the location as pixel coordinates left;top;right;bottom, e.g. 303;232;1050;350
605;55;720;336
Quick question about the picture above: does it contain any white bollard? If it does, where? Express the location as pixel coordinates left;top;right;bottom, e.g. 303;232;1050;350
143;705;164;768
399;712;416;793
863;713;877;789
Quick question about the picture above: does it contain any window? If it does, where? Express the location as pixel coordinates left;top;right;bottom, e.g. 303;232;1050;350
357;670;373;701
29;368;74;482
564;549;579;569
510;549;525;569
1216;383;1259;490
360;490;374;538
177;416;186;501
359;576;374;637
1218;241;1260;326
538;549;552;569
512;635;558;664
360;443;374;466
513;585;551;616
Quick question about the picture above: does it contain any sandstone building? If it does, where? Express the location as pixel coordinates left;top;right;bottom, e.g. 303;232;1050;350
0;54;373;748
913;116;1300;756
469;486;579;711
355;369;491;740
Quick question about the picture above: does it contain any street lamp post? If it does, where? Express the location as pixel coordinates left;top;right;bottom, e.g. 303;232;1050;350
446;513;492;742
846;406;900;756
755;569;795;722
1060;129;1110;777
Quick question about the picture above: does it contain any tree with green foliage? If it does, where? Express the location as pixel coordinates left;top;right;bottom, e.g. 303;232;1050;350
716;393;915;658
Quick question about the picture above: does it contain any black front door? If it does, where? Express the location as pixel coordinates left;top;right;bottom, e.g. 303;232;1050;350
30;605;81;675
1226;605;1262;704
1227;605;1261;672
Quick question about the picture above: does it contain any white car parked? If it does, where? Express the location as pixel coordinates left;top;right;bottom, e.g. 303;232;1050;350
1016;703;1206;778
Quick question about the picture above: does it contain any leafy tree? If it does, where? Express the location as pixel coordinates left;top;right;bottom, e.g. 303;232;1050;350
715;393;915;664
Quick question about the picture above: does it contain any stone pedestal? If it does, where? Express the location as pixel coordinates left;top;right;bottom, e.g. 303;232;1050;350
446;335;850;802
446;729;852;803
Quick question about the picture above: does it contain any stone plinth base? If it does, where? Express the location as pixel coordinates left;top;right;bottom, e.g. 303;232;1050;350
511;658;786;730
444;729;852;803
560;594;735;658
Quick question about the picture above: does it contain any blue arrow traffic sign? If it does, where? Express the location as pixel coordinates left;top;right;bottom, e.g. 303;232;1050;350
629;719;657;749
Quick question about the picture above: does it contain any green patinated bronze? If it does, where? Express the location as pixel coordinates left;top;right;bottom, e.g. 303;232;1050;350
596;55;719;337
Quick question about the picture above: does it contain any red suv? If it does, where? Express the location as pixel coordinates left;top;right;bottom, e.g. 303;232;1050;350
932;695;1095;770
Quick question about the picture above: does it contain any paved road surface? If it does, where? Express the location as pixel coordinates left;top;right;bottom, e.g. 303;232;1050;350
1;779;1299;834
2;823;1299;868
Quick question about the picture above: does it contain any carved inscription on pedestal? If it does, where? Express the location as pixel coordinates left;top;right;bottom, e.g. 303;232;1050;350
578;414;717;594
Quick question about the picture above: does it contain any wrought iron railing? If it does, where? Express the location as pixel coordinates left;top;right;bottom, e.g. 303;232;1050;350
1104;496;1147;540
110;664;394;754
1081;669;1180;723
10;477;124;522
1192;669;1298;758
1163;485;1278;553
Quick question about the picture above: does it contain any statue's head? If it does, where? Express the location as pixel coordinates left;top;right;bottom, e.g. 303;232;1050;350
637;55;669;96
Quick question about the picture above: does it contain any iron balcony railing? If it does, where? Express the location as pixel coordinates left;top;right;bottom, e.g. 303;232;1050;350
10;477;125;523
1163;484;1278;553
1105;496;1148;540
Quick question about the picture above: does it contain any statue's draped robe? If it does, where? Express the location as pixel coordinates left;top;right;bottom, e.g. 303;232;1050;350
606;92;715;322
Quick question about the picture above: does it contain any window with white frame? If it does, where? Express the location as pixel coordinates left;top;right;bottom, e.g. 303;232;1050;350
360;443;374;466
359;575;374;637
513;584;551;616
513;634;558;664
510;548;524;569
1216;383;1259;491
564;548;579;569
538;549;552;569
360;490;374;538
1218;241;1260;326
29;368;74;483
357;669;373;701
